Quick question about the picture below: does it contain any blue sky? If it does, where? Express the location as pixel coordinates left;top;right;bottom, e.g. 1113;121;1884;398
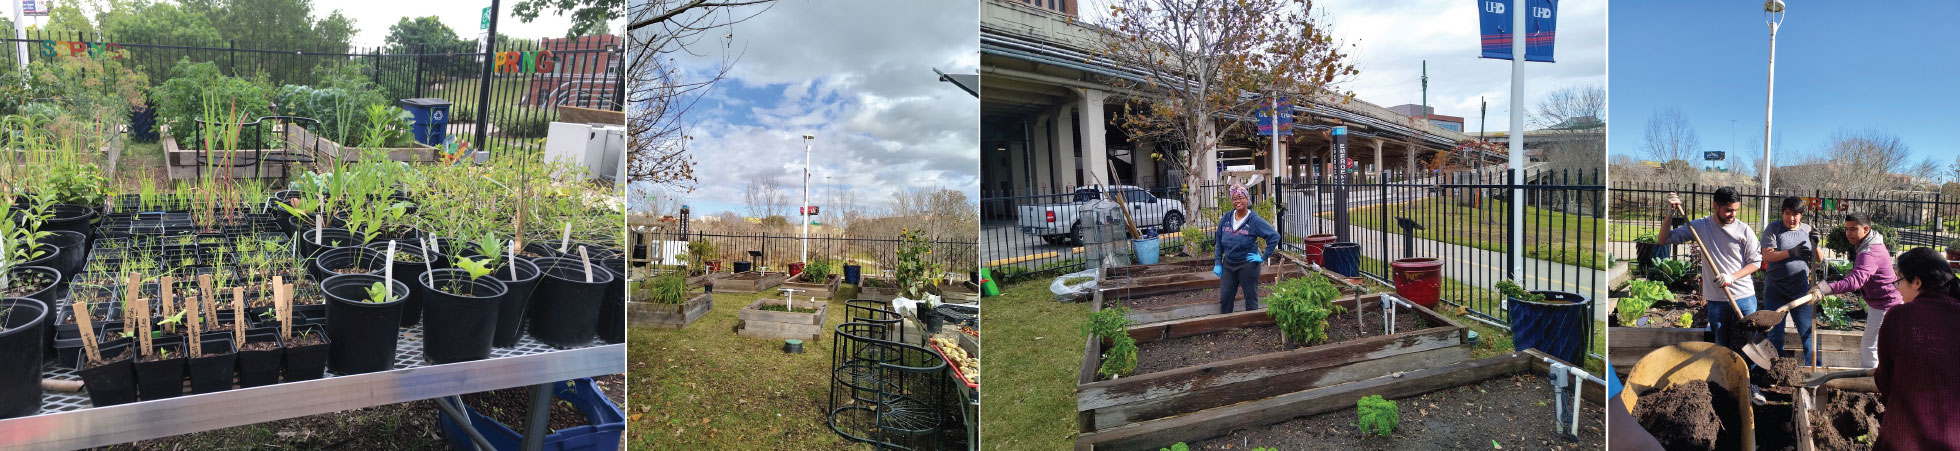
1610;0;1960;171
630;0;980;217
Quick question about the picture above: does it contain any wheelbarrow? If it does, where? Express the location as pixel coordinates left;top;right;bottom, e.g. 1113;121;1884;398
1622;342;1757;450
1793;368;1877;451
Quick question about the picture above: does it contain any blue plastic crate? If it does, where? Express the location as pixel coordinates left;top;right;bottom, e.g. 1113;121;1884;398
437;378;625;451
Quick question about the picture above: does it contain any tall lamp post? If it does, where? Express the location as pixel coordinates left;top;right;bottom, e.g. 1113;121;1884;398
801;134;813;268
1760;0;1785;227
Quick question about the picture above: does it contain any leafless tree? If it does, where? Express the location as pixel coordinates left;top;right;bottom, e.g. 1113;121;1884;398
742;175;788;220
1822;128;1912;191
1096;0;1355;195
626;0;777;191
1530;85;1605;130
1639;107;1699;164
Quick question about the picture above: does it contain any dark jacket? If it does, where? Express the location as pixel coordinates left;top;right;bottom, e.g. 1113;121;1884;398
1876;289;1960;450
1215;211;1279;267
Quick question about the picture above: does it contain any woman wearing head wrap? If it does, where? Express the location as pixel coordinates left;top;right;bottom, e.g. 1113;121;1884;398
1871;247;1960;449
1214;184;1280;313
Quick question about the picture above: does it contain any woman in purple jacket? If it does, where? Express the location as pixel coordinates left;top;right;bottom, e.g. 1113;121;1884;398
1810;213;1899;368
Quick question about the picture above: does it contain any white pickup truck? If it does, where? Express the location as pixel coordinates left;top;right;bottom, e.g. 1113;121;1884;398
1018;185;1186;245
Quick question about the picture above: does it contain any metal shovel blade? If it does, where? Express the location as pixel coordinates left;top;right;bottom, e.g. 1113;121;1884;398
1742;330;1780;368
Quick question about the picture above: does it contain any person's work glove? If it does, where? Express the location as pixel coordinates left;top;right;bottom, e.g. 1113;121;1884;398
1808;286;1829;302
1788;243;1813;261
1214;264;1223;277
1245;252;1263;263
1718;274;1737;287
1666;192;1682;211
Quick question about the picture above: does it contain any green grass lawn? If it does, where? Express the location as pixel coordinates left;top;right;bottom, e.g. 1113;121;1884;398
1325;197;1608;269
625;286;861;450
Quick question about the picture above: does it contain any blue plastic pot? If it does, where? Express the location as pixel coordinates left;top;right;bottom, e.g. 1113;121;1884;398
1505;290;1593;365
843;265;862;285
437;377;625;451
1324;242;1361;277
1132;238;1161;264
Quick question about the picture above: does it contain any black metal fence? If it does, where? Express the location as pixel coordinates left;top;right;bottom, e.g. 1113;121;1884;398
1283;168;1606;324
980;183;1237;281
627;229;980;283
0;30;622;154
1610;182;1960;253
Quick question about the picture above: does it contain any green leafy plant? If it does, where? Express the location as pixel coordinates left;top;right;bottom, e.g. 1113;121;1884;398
803;255;835;282
1357;394;1401;437
1085;307;1137;378
445;257;495;296
364;282;390;304
895;228;941;299
1179;225;1213;254
645;272;690;304
152;59;274;147
1616;279;1671;326
1633;231;1659;244
685;239;717;275
1826;223;1896;256
1818;295;1866;330
1496;279;1544;303
1650;259;1698;291
1267;273;1347;345
1677;312;1694;328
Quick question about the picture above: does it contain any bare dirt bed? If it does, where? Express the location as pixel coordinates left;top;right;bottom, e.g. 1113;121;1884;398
1128;305;1425;375
1811;388;1882;451
1118;285;1273;310
1633;379;1742;450
1189;373;1602;450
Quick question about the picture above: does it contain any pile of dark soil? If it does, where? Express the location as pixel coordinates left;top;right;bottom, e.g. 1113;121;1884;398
1762;357;1805;389
1191;374;1602;450
1118;286;1272;310
1756;391;1799;451
1128;304;1425;375
1633;379;1740;450
1811;388;1882;451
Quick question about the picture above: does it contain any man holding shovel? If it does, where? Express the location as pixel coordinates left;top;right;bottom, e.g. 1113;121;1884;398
1659;187;1762;349
1755;196;1821;364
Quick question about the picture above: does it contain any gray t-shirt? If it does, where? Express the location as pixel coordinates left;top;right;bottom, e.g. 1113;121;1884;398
1761;221;1816;299
1666;217;1763;303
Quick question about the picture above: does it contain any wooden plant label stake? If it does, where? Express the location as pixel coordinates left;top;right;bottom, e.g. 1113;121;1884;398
579;246;593;283
197;274;216;326
130;273;152;357
274;276;290;340
72;298;101;363
186;287;202;358
160;276;176;322
231;287;245;345
560;222;573;252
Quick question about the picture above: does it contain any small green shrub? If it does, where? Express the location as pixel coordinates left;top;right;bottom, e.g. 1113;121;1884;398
1496;279;1544;303
645;271;690;304
1357;394;1400;437
491;108;558;138
1267;274;1346;345
1826;223;1896;256
1085;307;1137;378
1650;259;1698;291
1633;230;1659;244
152;59;274;147
802;255;835;281
1676;312;1694;328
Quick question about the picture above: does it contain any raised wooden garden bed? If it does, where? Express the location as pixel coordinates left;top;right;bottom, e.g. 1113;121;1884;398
935;281;981;303
685;272;728;288
735;297;828;340
1098;262;1329;325
1075;293;1469;434
1102;257;1211;279
286;125;440;164
715;271;787;293
777;273;842;300
1608;326;1864;372
161;125;293;180
627;292;712;329
857;278;900;302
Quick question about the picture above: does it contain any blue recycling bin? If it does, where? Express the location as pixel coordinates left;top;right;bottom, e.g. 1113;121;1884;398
399;98;451;146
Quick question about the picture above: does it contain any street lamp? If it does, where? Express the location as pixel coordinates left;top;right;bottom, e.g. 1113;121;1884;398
1760;0;1785;227
801;134;814;269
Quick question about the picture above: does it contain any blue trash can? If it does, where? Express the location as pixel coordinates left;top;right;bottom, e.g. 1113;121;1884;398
399;98;451;146
1506;290;1593;365
1132;238;1161;264
1324;242;1361;277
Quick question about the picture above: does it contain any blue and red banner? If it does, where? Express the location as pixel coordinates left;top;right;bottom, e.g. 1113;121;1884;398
1478;0;1557;62
1255;97;1292;136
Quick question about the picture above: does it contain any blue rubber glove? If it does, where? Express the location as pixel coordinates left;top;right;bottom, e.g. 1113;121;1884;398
1213;264;1223;277
1245;252;1263;263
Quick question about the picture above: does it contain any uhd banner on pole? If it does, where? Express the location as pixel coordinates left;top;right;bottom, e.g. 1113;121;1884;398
1478;0;1557;62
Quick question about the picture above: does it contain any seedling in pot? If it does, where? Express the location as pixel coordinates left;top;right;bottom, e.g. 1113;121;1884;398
447;257;495;296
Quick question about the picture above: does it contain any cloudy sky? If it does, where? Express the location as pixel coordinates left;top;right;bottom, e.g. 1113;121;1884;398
4;1;590;47
637;0;981;216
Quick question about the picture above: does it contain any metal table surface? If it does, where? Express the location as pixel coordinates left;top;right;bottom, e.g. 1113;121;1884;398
0;324;625;450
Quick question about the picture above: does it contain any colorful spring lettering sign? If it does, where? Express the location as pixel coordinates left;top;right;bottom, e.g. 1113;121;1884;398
493;50;555;74
37;40;127;59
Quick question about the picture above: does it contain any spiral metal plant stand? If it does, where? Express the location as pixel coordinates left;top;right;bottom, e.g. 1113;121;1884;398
826;300;959;449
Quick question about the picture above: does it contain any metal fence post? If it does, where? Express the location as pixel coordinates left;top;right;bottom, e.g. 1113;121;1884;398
227;40;236;76
476;0;501;152
413;44;425;98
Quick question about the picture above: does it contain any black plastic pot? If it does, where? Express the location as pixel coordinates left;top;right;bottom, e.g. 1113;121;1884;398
484;257;542;348
283;324;330;381
186;333;236;395
365;240;441;327
527;257;616;349
597;258;626;345
296;228;364;259
134;336;187;400
517;242;563;260
418;269;508;364
322;274;409;375
77;338;136;407
40;230;87;283
51;285;115;366
308;246;384;284
0;297;48;418
40;204;98;239
235;328;285;388
5;266;61;308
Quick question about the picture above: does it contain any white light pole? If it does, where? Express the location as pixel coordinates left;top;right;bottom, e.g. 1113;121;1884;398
800;134;813;269
1508;0;1526;281
1761;0;1785;227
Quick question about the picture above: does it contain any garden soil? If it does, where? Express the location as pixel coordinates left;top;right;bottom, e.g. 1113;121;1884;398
1811;388;1882;451
1633;379;1740;450
1118;286;1273;310
1190;373;1602;450
1129;303;1425;375
1756;391;1800;451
